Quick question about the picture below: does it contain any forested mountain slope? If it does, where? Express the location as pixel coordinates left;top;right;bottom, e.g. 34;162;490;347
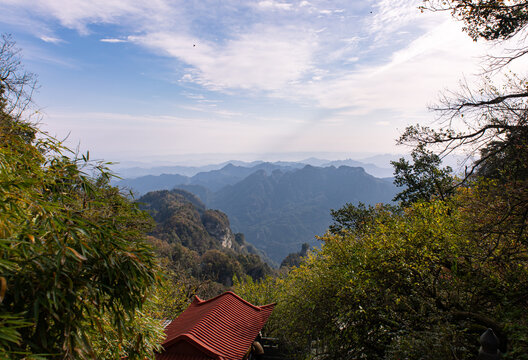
137;189;272;285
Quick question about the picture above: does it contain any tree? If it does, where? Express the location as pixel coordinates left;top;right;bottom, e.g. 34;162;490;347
413;0;528;178
280;243;310;268
232;274;284;347
0;34;37;117
391;145;455;206
399;75;528;183
0;36;162;359
200;249;243;286
405;4;528;252
329;202;378;234
422;0;528;41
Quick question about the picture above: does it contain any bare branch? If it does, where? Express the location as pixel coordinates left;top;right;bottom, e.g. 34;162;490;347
436;92;528;112
0;33;39;118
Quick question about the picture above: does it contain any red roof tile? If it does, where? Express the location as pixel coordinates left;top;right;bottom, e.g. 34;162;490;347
157;291;275;360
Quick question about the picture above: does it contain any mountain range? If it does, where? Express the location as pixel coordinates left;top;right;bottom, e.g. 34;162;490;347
120;162;398;263
114;158;395;181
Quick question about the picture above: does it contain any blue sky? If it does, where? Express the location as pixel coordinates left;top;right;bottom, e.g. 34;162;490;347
0;0;503;165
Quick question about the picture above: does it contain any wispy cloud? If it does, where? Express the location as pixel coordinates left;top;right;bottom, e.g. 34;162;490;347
178;104;242;118
130;25;317;91
369;0;427;39
100;38;128;43
256;0;293;11
39;35;64;44
1;0;181;34
289;20;486;117
42;110;304;157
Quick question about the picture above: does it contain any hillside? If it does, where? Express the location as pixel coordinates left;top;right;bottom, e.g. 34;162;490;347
137;189;272;285
122;164;398;263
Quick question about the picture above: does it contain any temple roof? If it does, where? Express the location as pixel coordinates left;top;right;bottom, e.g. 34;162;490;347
157;291;275;360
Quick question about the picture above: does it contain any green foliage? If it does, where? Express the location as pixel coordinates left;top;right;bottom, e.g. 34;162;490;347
149;271;196;320
475;124;528;181
232;274;283;336
87;303;165;360
280;243;310;268
0;37;162;359
236;252;273;280
329;202;381;234
275;195;528;359
392;145;454;206
0;116;163;358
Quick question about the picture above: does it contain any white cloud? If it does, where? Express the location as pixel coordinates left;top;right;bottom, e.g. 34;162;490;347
39;35;64;44
1;0;180;34
131;26;317;91
41;110;304;157
289;20;486;117
257;0;293;11
100;38;127;43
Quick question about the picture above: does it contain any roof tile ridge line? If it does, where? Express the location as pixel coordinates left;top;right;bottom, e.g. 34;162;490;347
195;291;273;311
166;333;222;358
193;294;204;304
259;302;277;310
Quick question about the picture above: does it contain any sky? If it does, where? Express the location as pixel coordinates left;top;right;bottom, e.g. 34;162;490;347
0;0;513;166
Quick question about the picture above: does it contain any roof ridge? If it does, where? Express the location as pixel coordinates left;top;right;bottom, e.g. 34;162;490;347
194;291;274;311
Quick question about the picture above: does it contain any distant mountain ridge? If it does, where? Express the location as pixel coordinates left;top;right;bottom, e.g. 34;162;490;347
114;158;393;183
114;160;264;179
115;160;393;195
115;161;305;195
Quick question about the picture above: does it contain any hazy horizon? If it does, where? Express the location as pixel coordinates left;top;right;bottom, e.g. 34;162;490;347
106;150;394;167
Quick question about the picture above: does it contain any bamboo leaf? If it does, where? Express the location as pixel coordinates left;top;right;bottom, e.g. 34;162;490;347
0;277;6;303
66;246;87;261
